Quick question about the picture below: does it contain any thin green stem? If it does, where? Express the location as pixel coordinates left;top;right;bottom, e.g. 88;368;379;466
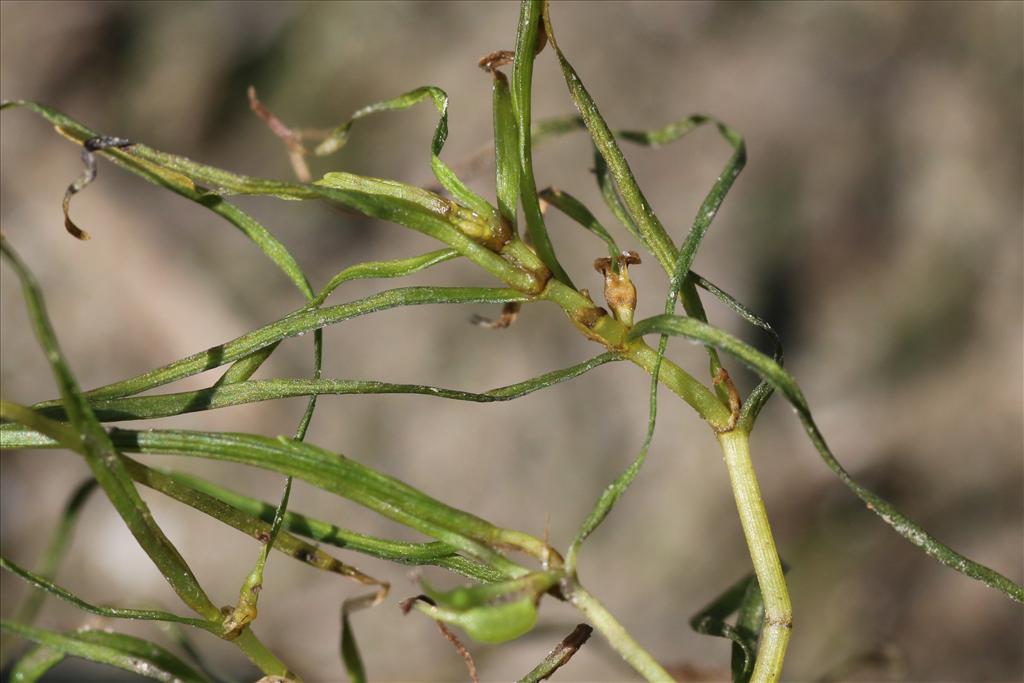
717;429;791;683
233;629;294;681
563;579;673;682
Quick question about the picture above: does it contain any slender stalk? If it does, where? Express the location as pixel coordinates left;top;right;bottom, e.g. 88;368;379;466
562;579;673;682
234;629;295;681
717;429;791;683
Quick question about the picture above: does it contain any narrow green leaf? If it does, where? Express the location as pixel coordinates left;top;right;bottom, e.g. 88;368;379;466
491;70;520;235
688;572;759;683
511;0;574;285
0;238;222;622
121;457;406;584
2;100;541;292
566;107;724;567
1;556;215;632
689;273;783;431
540;5;674;273
12;353;619;424
340;604;366;683
155;470;510;584
627;314;1024;603
312;248;459;307
65;286;528;402
591;149;644;246
731;574;768;683
0;622;212;683
338;582;390;683
1;101;312;300
541;8;750;399
23;427;537;577
313;86;498;227
9;479;97;628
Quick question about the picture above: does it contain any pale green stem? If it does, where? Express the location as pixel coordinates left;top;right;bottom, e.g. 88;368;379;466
234;628;296;681
717;429;791;683
563;579;674;682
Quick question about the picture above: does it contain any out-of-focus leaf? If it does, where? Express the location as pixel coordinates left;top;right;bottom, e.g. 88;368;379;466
8;645;65;683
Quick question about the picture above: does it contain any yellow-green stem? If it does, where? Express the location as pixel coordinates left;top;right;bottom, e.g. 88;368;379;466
234;628;297;681
563;579;674;682
717;429;791;683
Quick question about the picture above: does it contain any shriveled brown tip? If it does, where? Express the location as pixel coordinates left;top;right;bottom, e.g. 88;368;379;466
620;250;641;266
593;257;613;274
470;301;521;330
63;216;90;240
478;50;515;73
247;86;311;182
398;595;433;615
62;195;90;240
712;367;742;434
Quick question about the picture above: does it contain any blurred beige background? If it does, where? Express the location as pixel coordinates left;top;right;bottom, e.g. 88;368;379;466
1;1;1021;681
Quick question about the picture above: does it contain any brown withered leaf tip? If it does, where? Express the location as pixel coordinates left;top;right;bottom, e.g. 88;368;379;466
478;50;515;73
537;624;593;681
62;135;134;240
248;86;312;183
593;250;641;275
470;301;521;329
712;367;742;433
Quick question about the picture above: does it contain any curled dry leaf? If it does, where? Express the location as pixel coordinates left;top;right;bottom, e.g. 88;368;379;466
62;135;133;240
